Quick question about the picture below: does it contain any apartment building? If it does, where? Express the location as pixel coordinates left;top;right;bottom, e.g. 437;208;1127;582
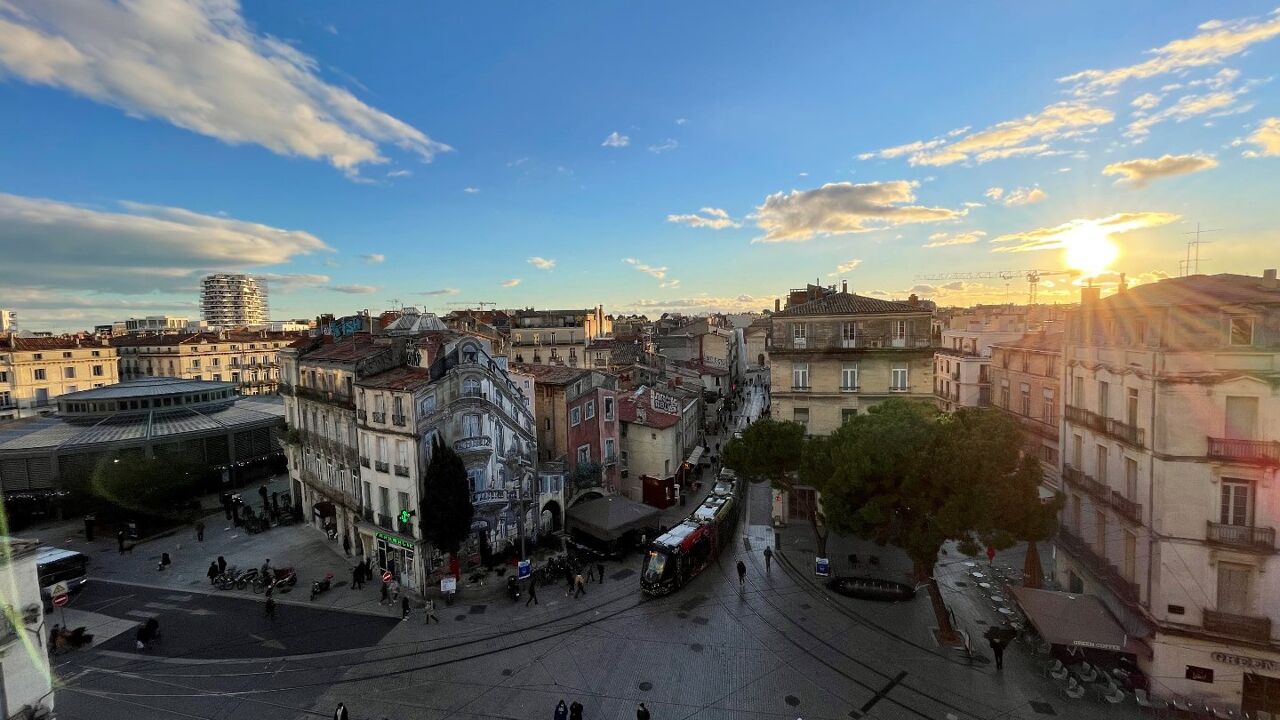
201;273;269;328
616;386;683;501
988;332;1064;494
566;374;621;497
119;315;192;335
0;334;119;420
113;331;305;396
1057;272;1280;714
933;310;1026;412
507;307;611;367
0;537;54;719
768;286;935;436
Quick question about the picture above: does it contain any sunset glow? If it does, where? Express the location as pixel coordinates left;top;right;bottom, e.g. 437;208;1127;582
1062;224;1120;278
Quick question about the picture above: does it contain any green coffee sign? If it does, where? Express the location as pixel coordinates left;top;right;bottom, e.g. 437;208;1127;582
377;532;414;549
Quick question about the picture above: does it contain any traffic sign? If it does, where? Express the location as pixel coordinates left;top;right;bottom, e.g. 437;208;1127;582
49;581;69;607
382;570;393;583
814;557;830;577
53;594;69;607
440;576;456;593
517;559;531;579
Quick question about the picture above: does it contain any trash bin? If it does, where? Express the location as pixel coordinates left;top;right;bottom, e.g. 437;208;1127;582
83;515;96;542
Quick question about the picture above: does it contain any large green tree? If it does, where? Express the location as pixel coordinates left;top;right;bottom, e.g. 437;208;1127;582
420;437;475;570
90;454;203;518
722;418;833;556
820;400;1058;640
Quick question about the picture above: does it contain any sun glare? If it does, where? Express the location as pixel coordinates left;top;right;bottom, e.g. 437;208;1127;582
1062;223;1119;277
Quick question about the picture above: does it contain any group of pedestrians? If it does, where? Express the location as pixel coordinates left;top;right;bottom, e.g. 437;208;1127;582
561;554;607;601
553;700;651;719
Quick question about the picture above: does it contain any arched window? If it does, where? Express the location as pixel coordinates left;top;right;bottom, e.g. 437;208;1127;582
462;376;482;398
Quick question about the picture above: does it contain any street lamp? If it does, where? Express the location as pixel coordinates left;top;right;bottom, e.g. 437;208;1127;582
502;452;533;562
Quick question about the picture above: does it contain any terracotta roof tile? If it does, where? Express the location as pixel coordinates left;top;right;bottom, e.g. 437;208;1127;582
773;292;928;317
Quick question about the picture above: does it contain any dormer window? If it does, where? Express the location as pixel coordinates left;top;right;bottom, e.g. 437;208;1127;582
1229;317;1254;346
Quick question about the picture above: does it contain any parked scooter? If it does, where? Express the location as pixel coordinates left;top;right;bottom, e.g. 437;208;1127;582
253;566;297;594
506;575;521;602
310;571;334;601
212;566;239;590
233;567;259;590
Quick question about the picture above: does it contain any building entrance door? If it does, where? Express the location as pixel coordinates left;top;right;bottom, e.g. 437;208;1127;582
376;535;416;591
1244;673;1280;717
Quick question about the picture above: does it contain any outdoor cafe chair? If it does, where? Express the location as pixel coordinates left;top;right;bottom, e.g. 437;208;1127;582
1045;659;1069;680
1096;682;1126;705
1169;697;1197;716
1134;688;1169;715
1063;677;1087;700
1075;663;1099;683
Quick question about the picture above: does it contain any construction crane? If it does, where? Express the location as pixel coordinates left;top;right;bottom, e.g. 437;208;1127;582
445;301;497;310
914;269;1080;304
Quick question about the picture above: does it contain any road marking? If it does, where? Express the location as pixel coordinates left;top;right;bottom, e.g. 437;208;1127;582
162;594;193;602
857;670;907;715
187;608;215;616
144;602;178;610
126;610;159;619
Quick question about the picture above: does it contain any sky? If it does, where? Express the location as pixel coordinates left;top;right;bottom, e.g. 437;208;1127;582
1;1;1279;331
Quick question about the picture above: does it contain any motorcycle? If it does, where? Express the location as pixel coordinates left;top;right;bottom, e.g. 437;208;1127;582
506;575;521;602
310;571;334;601
234;567;259;590
213;566;239;590
253;566;297;594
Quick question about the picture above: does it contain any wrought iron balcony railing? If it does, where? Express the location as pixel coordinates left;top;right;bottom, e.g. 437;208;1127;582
1110;490;1142;523
1202;609;1272;641
1206;521;1276;552
374;460;389;473
1207;437;1280;466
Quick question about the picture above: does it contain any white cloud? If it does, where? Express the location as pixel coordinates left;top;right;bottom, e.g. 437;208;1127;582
675;118;688;125
1059;9;1280;96
826;259;863;276
861;102;1113;166
963;201;985;208
0;0;450;175
325;284;378;294
648;138;679;154
985;187;1005;201
0;192;329;293
752;181;964;243
1102;153;1219;187
527;256;556;270
659;280;681;289
501;278;521;288
419;288;460;296
666;207;741;230
507;157;530;167
387;169;412;178
256;273;330;293
991;212;1180;254
1002;187;1048;206
1131;93;1164;111
601;131;630;148
623;295;768;314
1239;117;1280;157
624;258;668;280
361;253;386;264
1126;88;1250;139
462;186;480;193
923;230;987;248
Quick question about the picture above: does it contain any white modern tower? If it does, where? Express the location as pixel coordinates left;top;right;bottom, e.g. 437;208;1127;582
201;274;268;328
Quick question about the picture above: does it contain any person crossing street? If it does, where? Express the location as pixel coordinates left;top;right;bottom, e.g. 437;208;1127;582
736;559;747;587
526;579;539;606
763;547;773;572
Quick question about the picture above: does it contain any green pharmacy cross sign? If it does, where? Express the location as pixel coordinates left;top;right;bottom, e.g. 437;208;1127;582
398;509;414;524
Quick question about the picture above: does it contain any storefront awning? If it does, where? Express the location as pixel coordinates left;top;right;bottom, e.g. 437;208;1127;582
686;446;704;467
312;501;336;519
1009;586;1129;652
566;495;660;542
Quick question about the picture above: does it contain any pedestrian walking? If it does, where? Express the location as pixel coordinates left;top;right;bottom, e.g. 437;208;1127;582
217;555;227;576
763;547;773;572
585;563;596;583
334;702;349;720
401;595;410;621
989;637;1006;670
554;700;569;720
569;700;584;720
380;581;390;605
389;578;401;602
636;702;651;720
423;597;439;624
596;561;605;584
265;595;276;621
158;552;172;572
117;530;125;554
342;534;351;556
221;492;232;521
573;573;587;599
195;520;205;542
564;567;575;595
526;579;539;606
207;561;219;584
736;559;746;587
351;564;363;590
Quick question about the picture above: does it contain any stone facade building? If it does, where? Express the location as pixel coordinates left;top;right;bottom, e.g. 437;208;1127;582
113;331;305;396
1;334;119;421
988;332;1063;494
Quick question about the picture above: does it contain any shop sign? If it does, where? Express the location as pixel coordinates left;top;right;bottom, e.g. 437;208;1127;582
376;532;414;549
815;557;830;577
1186;665;1215;683
440;576;457;593
1213;652;1278;671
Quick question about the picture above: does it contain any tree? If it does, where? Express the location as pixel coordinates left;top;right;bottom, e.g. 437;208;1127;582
820;400;1057;641
566;461;604;497
420;437;475;569
90;453;203;518
722;419;833;555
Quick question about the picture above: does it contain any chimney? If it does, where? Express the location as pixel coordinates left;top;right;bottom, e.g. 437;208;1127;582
1118;273;1127;293
1080;285;1101;306
1265;268;1277;283
774;298;781;313
841;280;848;293
908;293;919;307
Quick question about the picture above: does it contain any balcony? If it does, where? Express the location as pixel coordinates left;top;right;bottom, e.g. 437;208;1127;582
1015;413;1059;442
774;334;935;352
1063;464;1110;500
374;460;389;473
1202;609;1272;641
357;409;367;421
1207;521;1276;552
362;507;374;522
473;488;508;507
1110;490;1142;523
841;385;860;393
1207;437;1280;466
372;411;386;423
294;385;355;409
394;464;409;477
1056;527;1141;605
791;385;811;392
454;436;493;454
392;414;406;427
376;514;393;531
360;456;370;469
1065;405;1145;448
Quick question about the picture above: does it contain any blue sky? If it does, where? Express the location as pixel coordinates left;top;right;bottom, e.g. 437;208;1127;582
2;1;1279;330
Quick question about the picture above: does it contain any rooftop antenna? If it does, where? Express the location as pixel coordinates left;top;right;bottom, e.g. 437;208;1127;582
1181;223;1220;276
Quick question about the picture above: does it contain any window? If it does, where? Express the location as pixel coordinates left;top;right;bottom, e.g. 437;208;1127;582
0;371;7;382
570;407;582;426
1123;531;1137;582
1095;444;1108;485
1072;434;1083;468
1000;380;1010;408
34;368;46;381
1224;396;1258;440
1094;509;1107;554
577;444;591;465
379;486;391;518
1126;388;1139;427
1042;390;1055;423
1125;457;1138;500
841;322;860;347
396;440;408;469
64;367;75;379
463;376;482;397
1217;562;1254;615
841;363;858;391
62;351;72;359
92;365;104;377
604;438;615;461
1070;494;1082;531
376;437;388;464
463;414;482;437
894;320;907;340
1098;380;1110;417
421;395;436;416
791;323;807;348
793;407;809;427
1220;480;1252;526
1020;383;1031;416
467;468;484;493
604;396;615;420
791;363;809;390
32;353;42;360
1229;317;1254;346
841;408;858;425
585;400;596;419
890;366;908;391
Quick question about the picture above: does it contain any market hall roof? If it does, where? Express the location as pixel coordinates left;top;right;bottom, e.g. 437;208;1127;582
58;376;235;401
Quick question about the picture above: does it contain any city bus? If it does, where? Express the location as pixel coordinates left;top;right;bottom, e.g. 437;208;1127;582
35;546;89;608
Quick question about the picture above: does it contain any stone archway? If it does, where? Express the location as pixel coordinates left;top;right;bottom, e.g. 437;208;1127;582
540;500;563;533
567;489;604;508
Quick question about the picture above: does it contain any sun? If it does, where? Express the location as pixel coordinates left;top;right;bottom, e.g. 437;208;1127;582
1062;223;1119;277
